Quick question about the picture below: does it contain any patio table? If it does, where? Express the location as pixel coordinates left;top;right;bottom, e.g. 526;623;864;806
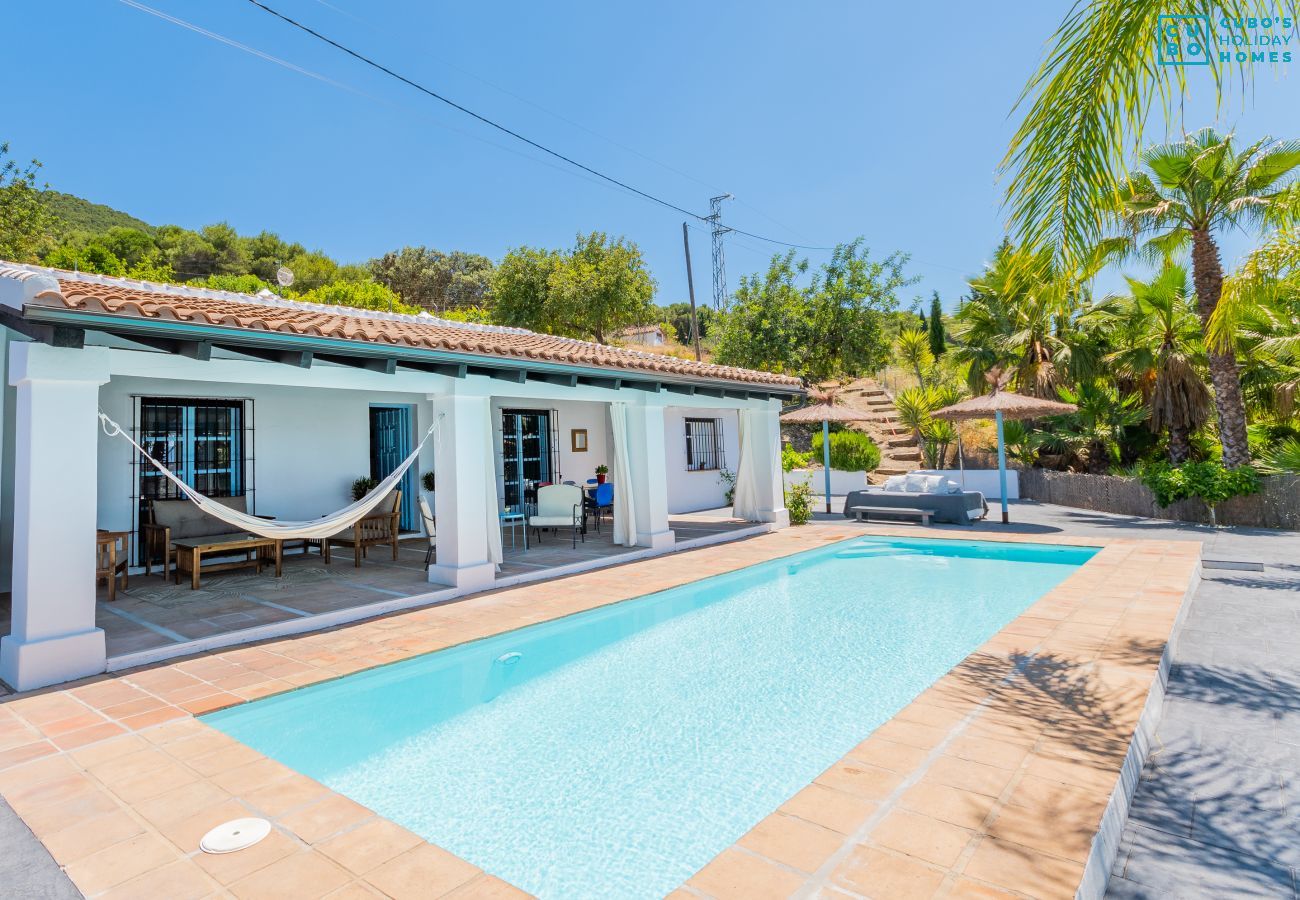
500;511;528;551
171;532;281;590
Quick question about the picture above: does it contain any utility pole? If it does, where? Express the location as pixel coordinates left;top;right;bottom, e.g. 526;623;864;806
681;222;703;361
707;193;732;309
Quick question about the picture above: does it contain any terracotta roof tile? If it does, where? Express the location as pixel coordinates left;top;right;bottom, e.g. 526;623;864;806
1;264;800;389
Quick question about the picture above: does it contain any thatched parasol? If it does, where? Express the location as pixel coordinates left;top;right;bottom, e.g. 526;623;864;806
780;389;875;513
931;369;1076;523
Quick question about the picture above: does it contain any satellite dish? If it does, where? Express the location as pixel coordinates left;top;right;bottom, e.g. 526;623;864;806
276;266;295;287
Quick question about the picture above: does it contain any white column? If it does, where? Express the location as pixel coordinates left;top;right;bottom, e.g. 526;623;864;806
737;401;789;528
624;401;675;550
428;393;498;590
1;344;111;691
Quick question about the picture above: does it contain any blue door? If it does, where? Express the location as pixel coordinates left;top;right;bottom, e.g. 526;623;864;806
369;406;418;533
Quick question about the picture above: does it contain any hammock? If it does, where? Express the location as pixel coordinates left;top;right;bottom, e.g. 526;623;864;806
98;411;442;541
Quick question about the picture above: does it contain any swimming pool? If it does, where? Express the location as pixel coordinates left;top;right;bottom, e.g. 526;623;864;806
205;536;1095;898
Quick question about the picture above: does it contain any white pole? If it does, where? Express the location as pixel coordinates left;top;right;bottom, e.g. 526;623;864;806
995;410;1009;524
957;433;966;489
822;419;832;514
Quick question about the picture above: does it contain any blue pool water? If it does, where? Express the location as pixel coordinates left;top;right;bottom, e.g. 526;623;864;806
205;536;1094;898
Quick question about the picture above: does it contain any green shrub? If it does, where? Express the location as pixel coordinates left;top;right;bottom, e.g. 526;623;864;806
781;444;812;472
1139;460;1260;518
786;479;814;525
351;476;378;501
810;430;881;472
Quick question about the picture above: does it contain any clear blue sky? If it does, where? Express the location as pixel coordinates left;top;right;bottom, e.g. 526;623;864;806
9;1;1300;310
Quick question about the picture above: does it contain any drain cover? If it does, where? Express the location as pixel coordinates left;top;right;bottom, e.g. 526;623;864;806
200;818;271;854
1203;559;1266;572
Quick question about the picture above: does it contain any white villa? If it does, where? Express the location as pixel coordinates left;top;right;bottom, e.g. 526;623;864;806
0;263;799;691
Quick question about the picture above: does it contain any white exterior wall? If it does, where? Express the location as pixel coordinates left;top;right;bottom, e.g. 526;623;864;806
0;328;17;594
95;377;437;534
663;407;741;513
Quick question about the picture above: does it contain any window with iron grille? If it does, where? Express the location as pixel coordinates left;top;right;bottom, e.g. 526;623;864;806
684;417;725;471
132;397;253;561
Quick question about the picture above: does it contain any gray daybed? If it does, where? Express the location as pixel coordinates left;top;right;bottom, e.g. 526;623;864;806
844;475;988;525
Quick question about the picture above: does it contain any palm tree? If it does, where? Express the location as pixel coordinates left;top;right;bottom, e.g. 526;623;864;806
951;241;1100;398
1002;2;1275;266
1097;264;1211;463
1116;129;1300;466
894;328;932;388
1045;380;1148;473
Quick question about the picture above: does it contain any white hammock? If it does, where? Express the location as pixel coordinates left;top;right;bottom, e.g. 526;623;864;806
98;411;442;541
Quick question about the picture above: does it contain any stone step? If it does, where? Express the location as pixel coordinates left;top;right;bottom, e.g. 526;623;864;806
886;436;916;448
890;448;923;461
863;389;887;397
875;467;911;477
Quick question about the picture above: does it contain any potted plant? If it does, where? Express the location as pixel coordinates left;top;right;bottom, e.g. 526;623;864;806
595;464;609;484
351;476;378;502
421;471;436;492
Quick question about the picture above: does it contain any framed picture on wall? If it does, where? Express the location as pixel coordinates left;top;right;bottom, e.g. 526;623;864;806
571;429;588;452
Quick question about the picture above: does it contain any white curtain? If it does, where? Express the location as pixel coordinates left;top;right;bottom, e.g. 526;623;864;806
100;411;439;540
731;409;763;521
483;411;504;566
609;402;638;547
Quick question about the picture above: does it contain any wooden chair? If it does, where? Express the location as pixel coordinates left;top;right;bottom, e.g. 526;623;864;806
95;530;130;602
324;490;402;568
142;495;249;580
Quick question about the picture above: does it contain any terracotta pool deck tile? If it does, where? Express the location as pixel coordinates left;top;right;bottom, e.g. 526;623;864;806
230;849;354;900
316;816;424;875
155;796;252;853
868;718;952;751
944;876;1022;898
984;801;1098;865
63;831;183;896
98;857;219;900
899;781;1000;832
737;812;844;873
686;846;806;900
779;782;880;834
942;735;1031;771
0;750;78;792
870;807;977;869
278;793;374;844
210;756;297;795
846;735;932;774
40;807;147;865
49;720;128;750
441;873;534;899
133;778;232;827
364;843;481;899
923;756;1018;799
960;835;1085;899
186;741;266;777
22;782;121;835
830;844;949;898
815;759;907;801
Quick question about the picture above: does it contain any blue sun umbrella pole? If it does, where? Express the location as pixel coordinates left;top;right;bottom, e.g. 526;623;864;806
822;418;832;514
995;410;1009;524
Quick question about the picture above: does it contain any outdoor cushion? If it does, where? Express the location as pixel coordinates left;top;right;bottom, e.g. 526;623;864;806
922;474;946;493
530;515;578;528
944;478;964;494
151;496;247;540
903;472;929;493
883;475;906;492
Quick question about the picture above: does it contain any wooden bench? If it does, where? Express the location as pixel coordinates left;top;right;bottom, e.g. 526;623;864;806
848;505;932;526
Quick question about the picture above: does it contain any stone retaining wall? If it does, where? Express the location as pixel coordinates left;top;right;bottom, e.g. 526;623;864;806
1018;469;1300;529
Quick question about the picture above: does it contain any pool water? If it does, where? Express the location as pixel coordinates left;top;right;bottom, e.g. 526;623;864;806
205;536;1094;898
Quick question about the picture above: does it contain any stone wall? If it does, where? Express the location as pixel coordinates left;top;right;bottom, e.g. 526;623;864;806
1018;469;1300;529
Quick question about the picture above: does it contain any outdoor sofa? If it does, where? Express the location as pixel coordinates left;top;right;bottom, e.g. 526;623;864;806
844;473;988;525
142;495;250;578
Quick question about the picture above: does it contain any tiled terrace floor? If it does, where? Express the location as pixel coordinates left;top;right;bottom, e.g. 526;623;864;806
0;513;756;662
0;518;1202;899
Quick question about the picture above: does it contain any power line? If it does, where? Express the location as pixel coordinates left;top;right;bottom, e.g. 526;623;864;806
241;0;835;251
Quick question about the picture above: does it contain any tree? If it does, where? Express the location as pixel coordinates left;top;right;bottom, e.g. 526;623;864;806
0;142;53;262
370;246;494;312
894;328;932;388
491;234;655;343
711;251;808;374
546;233;656;343
928;291;946;356
1002;3;1272;267
662;302;713;345
714;242;907;379
43;242;125;275
951;240;1100;397
299;280;419;314
1097;264;1211;463
1116;129;1300;466
1046;380;1148;472
99;227;158;269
